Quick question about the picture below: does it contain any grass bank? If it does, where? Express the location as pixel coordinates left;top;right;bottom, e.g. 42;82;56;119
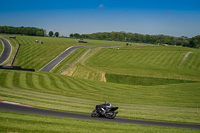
106;74;198;86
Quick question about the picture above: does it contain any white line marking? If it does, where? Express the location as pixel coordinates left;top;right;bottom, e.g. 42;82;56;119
1;101;32;107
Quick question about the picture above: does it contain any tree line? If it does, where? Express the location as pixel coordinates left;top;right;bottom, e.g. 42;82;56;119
1;26;199;48
0;26;46;36
70;32;200;48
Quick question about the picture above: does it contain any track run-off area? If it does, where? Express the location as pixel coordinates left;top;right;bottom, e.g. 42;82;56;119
0;102;200;129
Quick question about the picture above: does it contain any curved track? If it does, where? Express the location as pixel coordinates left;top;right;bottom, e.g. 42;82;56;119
0;37;12;64
40;46;85;72
0;102;199;129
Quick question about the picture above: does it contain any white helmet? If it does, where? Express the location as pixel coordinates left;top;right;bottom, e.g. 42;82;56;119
105;101;110;105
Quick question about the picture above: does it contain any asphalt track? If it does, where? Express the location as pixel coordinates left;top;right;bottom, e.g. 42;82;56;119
40;45;85;72
0;102;199;129
0;37;12;64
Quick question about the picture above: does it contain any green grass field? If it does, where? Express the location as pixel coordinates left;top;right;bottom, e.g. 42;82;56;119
85;46;200;80
0;34;200;132
1;111;198;133
0;70;199;124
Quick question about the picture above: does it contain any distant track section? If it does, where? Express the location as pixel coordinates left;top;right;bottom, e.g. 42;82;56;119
180;51;192;64
59;46;123;74
0;37;12;64
0;102;200;129
40;46;85;72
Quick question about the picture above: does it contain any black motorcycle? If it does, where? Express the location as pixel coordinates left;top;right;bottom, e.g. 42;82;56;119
91;106;118;119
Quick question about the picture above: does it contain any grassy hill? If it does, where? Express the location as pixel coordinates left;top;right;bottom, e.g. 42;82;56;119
0;34;200;132
62;45;200;83
0;34;125;70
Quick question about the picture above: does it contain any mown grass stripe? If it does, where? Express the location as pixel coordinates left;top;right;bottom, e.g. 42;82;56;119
6;71;15;88
12;72;20;88
0;71;8;88
38;74;48;89
26;72;36;89
47;74;63;90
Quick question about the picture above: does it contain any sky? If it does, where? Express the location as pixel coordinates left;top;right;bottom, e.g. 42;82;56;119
0;0;200;37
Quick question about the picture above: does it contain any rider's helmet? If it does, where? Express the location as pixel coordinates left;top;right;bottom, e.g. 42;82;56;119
105;101;110;105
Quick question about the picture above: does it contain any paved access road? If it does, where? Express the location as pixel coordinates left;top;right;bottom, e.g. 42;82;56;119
0;102;199;129
40;45;85;72
0;37;12;64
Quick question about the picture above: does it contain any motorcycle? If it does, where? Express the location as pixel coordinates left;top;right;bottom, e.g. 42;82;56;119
91;106;118;119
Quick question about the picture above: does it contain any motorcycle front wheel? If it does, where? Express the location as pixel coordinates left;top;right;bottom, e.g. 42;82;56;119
91;110;99;117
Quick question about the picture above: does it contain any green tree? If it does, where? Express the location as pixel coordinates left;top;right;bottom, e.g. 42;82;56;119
55;32;59;37
74;33;80;38
69;33;74;38
49;31;54;37
190;35;200;48
36;30;44;36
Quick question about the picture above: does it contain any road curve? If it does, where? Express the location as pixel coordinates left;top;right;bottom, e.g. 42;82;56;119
0;102;199;129
40;45;85;72
0;37;12;64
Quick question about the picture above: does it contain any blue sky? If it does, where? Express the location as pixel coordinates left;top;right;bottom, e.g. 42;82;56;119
0;0;200;37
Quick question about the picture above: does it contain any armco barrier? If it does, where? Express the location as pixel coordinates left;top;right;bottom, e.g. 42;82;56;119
11;43;21;66
0;66;35;72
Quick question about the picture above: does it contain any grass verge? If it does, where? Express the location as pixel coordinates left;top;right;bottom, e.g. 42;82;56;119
0;111;199;133
106;74;198;86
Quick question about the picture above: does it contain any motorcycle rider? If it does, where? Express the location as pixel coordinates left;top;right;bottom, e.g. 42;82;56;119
96;101;112;115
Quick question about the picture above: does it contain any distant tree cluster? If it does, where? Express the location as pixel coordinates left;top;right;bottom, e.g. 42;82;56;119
69;33;88;39
0;26;46;36
189;35;200;48
70;32;200;48
48;31;59;37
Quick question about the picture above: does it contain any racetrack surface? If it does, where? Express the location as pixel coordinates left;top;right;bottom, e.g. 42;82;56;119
40;45;85;72
0;37;12;64
0;102;199;129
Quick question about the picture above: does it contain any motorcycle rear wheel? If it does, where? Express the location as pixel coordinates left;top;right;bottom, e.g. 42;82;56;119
105;112;116;119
